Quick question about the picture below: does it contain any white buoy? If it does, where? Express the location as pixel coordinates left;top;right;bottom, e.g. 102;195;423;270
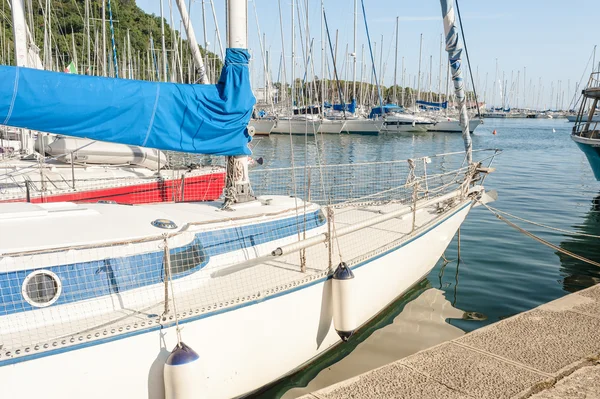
332;262;358;342
164;342;201;399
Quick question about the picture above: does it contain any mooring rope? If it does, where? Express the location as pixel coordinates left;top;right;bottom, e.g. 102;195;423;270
480;202;600;268
484;204;600;239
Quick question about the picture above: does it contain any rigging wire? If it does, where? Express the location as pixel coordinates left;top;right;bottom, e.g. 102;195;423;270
568;47;596;111
323;9;346;116
359;0;384;114
454;0;481;117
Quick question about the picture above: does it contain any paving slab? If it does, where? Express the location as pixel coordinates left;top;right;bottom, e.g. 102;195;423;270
316;363;470;399
457;308;600;374
399;342;546;398
529;364;600;399
298;284;600;399
571;285;600;317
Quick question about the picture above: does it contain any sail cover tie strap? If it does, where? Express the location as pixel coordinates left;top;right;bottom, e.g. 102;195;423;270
0;48;255;156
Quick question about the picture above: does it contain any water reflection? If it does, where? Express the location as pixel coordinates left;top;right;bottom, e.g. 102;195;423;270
251;279;466;399
281;288;465;399
558;192;600;292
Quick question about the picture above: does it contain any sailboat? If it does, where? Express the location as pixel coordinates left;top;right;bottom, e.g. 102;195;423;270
571;72;600;180
567;112;600;123
1;0;225;205
0;0;497;398
375;105;436;133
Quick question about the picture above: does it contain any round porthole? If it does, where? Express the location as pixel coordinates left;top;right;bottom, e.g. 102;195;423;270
22;270;62;307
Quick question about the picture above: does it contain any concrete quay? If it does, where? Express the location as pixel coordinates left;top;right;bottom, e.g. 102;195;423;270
299;284;600;399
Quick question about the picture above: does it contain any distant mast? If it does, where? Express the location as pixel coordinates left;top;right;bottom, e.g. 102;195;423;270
440;0;472;163
175;0;209;84
11;0;28;67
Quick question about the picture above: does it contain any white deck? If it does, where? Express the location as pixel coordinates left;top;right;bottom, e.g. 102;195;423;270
0;191;467;358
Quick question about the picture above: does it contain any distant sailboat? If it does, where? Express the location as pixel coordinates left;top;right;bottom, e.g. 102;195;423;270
571;72;600;180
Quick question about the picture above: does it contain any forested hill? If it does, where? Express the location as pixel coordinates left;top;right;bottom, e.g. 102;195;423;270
0;0;222;81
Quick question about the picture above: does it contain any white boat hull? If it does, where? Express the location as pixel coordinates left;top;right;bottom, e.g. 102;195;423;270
317;119;345;134
271;119;321;134
341;119;382;134
426;119;483;133
567;114;600;122
249;119;275;135
380;121;432;133
483;113;507;118
1;201;472;399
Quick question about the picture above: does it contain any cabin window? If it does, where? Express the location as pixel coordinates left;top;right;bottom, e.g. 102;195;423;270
169;244;207;276
22;270;62;307
317;209;326;225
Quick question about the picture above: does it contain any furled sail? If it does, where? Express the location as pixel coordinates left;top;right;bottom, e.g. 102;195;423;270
416;100;448;110
440;0;472;162
0;48;255;156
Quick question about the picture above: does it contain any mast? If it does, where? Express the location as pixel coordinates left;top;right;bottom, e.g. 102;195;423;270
159;0;167;81
107;0;118;78
85;0;90;73
252;0;269;105
492;58;498;110
401;56;405;106
71;27;77;71
209;0;224;59
393;16;398;104
127;29;132;79
175;0;209;84
359;43;364;108
278;0;287;104
48;0;52;69
428;55;432;103
352;0;357;101
224;0;253;207
360;0;383;113
438;34;442;102
102;0;106;76
439;0;471;163
379;34;383;98
11;0;28;67
321;0;325;113
416;33;423;108
168;0;177;81
201;0;210;82
291;0;295;109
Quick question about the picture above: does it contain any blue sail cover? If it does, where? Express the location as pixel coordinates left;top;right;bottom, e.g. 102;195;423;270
416;100;448;110
333;99;356;114
0;48;255;155
369;104;404;119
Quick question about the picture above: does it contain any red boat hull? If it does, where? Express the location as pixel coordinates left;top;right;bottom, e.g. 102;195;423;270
4;172;225;204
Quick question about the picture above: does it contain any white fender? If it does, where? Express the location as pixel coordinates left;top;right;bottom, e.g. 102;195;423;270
332;262;358;342
164;342;201;399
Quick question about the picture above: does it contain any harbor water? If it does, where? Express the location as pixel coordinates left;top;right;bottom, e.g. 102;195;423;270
247;118;600;398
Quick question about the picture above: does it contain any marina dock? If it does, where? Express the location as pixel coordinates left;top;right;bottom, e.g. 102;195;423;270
298;283;600;399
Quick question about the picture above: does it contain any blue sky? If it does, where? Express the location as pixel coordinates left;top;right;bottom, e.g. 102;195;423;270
137;0;598;110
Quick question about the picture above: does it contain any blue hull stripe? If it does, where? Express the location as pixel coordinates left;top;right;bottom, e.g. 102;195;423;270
0;210;325;315
0;201;470;367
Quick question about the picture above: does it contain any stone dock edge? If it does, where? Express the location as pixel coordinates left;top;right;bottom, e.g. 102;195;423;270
298;283;600;399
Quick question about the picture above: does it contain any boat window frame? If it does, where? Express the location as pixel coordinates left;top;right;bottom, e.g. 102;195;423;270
21;269;63;308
